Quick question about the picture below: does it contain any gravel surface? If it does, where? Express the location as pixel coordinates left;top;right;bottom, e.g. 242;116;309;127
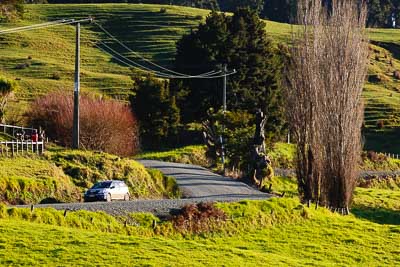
16;160;272;217
17;196;270;218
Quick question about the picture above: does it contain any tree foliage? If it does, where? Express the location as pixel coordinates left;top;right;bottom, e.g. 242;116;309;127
130;75;180;150
219;0;265;13
0;0;24;21
205;109;255;171
27;92;139;156
0;77;17;123
174;9;285;140
262;0;296;23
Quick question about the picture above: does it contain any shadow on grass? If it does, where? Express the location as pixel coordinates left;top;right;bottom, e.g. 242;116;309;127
352;206;400;225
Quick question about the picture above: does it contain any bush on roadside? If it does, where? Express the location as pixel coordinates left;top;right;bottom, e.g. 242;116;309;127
27;91;139;156
172;202;227;234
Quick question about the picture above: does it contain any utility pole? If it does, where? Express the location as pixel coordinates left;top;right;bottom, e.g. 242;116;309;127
223;64;227;112
72;22;80;149
220;64;228;172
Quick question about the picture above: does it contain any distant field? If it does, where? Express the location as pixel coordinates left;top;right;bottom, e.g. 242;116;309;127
0;4;399;152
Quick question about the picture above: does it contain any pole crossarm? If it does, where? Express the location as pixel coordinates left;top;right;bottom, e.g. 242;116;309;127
0;18;93;35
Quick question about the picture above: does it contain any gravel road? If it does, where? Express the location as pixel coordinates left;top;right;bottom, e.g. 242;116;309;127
19;196;269;218
138;160;270;199
17;160;271;217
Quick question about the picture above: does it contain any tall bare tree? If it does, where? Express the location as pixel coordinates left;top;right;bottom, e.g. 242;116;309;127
285;0;369;213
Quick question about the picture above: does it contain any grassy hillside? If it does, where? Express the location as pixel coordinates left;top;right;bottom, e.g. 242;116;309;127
0;4;399;152
0;195;399;265
0;4;209;104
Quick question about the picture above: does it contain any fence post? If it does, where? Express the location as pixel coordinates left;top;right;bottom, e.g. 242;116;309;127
16;140;19;155
36;141;39;154
31;140;33;153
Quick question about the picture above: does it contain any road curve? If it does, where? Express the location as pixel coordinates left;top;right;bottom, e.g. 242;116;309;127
16;161;271;216
138;160;271;199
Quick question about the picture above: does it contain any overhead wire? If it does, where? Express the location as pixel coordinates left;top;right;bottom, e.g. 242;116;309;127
94;22;230;78
96;41;236;79
0;18;93;35
0;18;236;79
0;19;71;34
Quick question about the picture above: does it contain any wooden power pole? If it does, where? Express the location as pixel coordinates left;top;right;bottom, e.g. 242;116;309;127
72;22;80;149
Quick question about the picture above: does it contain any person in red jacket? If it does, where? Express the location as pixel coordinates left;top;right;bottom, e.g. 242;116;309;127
31;129;38;142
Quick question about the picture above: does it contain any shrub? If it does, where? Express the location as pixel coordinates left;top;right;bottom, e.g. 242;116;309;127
0;76;17;122
15;62;30;69
50;72;61;80
363;150;388;163
172;202;227;234
0;0;24;22
376;119;385;129
27;92;139;156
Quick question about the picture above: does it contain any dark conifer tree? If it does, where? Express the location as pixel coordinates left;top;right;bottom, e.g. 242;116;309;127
174;8;285;140
130;75;180;149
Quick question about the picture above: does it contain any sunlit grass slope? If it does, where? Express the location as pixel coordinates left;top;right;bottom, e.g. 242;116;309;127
0;196;399;266
0;4;209;104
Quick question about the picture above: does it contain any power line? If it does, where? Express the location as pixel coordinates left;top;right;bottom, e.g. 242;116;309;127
0;19;236;80
0;19;71;34
94;22;227;78
96;40;236;79
98;41;223;78
0;18;93;35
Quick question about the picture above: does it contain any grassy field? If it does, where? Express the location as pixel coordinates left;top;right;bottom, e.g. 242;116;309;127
0;4;399;152
0;194;399;266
